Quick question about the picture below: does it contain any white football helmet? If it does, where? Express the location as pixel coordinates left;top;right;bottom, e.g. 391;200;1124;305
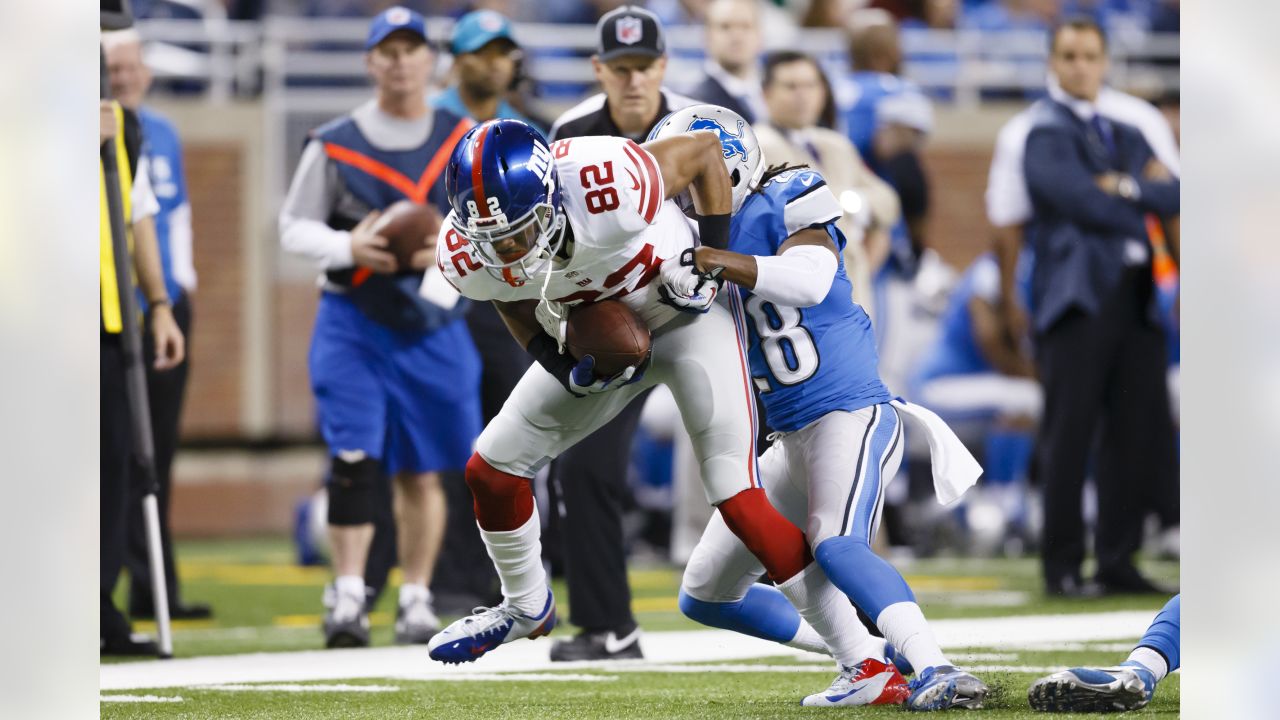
646;104;765;214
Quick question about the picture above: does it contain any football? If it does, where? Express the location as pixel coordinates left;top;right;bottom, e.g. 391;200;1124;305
565;300;651;377
371;200;442;268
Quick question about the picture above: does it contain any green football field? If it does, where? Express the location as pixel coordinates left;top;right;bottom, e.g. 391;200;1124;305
101;538;1179;718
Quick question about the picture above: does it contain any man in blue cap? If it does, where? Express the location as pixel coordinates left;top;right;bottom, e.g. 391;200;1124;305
432;9;541;130
279;5;481;649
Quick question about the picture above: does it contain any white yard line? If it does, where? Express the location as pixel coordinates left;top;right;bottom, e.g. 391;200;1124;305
100;610;1155;691
201;684;400;692
100;695;184;703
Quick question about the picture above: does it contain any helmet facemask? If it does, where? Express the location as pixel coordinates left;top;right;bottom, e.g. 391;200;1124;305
453;200;566;286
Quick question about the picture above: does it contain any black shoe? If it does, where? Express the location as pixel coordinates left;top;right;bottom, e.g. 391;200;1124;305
1095;568;1175;596
101;633;159;656
1045;575;1103;598
549;626;643;661
131;602;214;621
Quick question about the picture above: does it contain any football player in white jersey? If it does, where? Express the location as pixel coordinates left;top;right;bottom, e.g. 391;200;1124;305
425;119;856;674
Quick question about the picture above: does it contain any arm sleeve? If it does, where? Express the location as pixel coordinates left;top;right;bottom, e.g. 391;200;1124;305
279;140;354;270
752;243;838;308
1023;126;1147;237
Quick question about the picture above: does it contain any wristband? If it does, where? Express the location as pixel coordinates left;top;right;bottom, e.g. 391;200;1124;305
148;297;172;310
697;213;731;250
526;333;577;392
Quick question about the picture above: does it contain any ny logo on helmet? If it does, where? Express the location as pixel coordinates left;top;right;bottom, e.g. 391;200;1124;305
687;116;748;162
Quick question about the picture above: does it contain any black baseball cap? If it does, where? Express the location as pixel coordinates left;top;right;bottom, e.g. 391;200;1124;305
596;5;665;62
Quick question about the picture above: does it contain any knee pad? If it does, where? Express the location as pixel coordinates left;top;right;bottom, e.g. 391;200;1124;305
326;453;380;526
464;452;533;531
717;487;811;583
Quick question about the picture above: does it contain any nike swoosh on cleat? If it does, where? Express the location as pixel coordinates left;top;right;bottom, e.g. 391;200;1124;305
470;640;497;656
603;628;641;655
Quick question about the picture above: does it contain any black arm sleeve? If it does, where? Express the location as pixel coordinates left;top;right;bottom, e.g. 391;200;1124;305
697;213;732;250
526;333;577;392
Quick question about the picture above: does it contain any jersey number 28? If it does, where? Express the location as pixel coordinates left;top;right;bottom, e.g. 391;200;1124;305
745;296;819;387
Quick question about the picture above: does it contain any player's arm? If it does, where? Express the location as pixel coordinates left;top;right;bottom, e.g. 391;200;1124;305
992;223;1029;343
642;131;733;249
130;157;185;371
970;295;1034;378
692;228;840;308
496;299;638;396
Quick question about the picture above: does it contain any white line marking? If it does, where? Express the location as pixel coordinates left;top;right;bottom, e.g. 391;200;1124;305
100;611;1159;691
201;684;399;692
100;695;184;703
391;673;617;683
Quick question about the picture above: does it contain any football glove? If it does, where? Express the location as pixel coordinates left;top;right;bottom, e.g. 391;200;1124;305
567;354;647;397
658;248;724;314
535;298;569;352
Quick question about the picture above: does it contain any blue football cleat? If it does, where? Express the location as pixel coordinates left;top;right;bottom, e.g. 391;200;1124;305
906;665;989;711
427;589;556;664
1027;663;1156;713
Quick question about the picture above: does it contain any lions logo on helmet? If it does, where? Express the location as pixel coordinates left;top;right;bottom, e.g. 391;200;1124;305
648;104;764;214
444;120;567;286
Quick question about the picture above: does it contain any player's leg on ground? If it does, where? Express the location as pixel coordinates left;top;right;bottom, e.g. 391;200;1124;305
1028;594;1179;712
803;406;987;709
428;362;651;662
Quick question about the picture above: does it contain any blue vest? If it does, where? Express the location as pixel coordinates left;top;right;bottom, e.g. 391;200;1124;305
138;108;188;305
312;107;473;333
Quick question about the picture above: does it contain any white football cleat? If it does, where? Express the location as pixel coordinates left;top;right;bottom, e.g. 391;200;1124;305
427;588;556;664
801;658;911;707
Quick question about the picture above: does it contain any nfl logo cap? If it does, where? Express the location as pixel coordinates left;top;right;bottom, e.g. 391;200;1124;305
451;9;517;55
366;6;429;50
596;5;665;62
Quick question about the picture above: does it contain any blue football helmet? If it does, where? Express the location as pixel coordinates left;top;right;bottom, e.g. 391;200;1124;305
445;119;566;284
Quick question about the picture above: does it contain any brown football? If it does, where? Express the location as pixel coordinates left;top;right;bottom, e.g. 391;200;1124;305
372;200;442;268
565;300;651;377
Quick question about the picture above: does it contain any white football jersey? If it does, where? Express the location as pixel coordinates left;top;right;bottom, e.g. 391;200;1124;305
437;135;695;330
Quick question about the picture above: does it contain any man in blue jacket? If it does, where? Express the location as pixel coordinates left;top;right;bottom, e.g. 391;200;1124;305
1023;18;1179;597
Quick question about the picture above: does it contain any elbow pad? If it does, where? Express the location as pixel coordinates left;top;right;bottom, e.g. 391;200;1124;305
752;244;838;308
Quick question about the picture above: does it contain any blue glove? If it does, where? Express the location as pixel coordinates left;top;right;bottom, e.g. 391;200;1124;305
567;354;647;397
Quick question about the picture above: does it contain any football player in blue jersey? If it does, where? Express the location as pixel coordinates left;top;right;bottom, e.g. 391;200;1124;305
652;105;987;710
1029;595;1180;712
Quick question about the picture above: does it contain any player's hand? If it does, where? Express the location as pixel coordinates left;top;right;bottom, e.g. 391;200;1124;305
100;100;116;147
1000;296;1030;348
408;246;437;271
1143;158;1173;181
567;355;643;397
350;210;398;274
150;305;186;371
657;248;723;314
535;298;569;353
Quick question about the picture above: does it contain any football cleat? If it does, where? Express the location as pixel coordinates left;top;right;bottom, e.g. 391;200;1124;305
394;594;441;645
906;665;989;711
322;583;370;649
801;658;911;707
1027;663;1155;713
550;626;643;662
885;641;915;677
427;588;557;664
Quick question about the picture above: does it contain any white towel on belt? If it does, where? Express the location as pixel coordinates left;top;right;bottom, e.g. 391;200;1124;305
890;398;982;505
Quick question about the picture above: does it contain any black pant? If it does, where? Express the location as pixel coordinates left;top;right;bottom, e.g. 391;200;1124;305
126;294;192;613
102;334;134;642
549;397;646;633
1035;268;1178;585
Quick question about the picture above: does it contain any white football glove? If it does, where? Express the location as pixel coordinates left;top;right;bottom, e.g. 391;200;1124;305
658;248;723;314
535;298;569;352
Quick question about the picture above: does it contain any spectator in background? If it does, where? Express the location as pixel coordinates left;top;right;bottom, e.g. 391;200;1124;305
752;50;900;312
543;5;696;662
1022;19;1178;597
100;98;186;655
901;0;957;28
685;0;767;123
841;11;934;276
959;0;1057;33
432;9;540;128
278;6;481;647
648;0;713;25
103;29;211;623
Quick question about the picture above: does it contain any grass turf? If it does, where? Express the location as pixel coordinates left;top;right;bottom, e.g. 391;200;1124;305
103;537;1179;717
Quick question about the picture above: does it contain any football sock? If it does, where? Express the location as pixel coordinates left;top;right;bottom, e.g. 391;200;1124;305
478;508;547;617
876;602;950;673
1126;594;1180;680
334;574;364;599
717;488;810;583
777;563;886;667
398;582;429;607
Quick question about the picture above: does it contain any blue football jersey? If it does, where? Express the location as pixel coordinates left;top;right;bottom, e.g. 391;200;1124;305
730;168;891;433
